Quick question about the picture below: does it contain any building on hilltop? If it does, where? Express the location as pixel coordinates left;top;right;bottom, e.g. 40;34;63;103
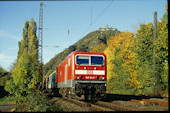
99;24;116;31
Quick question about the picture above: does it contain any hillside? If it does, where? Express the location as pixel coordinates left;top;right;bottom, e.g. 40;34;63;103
43;29;120;76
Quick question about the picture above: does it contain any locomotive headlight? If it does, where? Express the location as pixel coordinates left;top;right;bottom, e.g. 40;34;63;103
76;76;79;79
101;76;105;80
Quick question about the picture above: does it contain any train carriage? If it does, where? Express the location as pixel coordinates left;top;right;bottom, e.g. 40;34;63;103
47;71;56;89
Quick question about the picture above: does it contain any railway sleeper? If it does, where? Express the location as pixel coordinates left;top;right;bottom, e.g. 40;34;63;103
130;99;168;106
97;101;144;111
142;99;168;106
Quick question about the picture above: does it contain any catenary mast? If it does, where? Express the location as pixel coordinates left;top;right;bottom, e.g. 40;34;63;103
38;2;44;89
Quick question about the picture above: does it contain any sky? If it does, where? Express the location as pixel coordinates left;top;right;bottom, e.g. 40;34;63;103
0;0;167;71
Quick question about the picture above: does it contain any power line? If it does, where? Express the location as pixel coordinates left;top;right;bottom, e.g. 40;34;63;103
43;45;59;48
92;0;113;26
79;0;114;38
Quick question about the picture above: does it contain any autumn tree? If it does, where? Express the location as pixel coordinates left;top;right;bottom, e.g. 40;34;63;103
0;66;7;77
134;22;155;96
104;32;140;94
134;5;168;96
5;18;41;97
154;5;168;96
27;19;40;89
0;66;10;88
86;5;168;96
91;43;106;53
17;21;29;60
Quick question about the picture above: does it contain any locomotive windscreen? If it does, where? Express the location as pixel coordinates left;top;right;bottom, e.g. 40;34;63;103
91;56;104;65
76;55;104;66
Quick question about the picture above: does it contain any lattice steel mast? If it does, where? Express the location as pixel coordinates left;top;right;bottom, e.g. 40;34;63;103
38;2;44;88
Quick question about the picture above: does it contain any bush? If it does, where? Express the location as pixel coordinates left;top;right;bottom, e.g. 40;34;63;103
15;92;61;112
0;95;16;102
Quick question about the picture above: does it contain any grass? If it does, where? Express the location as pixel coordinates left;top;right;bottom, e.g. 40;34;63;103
0;95;16;102
110;88;138;95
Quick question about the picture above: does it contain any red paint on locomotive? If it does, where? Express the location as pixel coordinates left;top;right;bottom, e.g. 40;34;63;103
56;51;106;84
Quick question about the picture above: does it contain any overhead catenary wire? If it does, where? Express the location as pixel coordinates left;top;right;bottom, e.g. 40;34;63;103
43;45;59;47
79;0;114;39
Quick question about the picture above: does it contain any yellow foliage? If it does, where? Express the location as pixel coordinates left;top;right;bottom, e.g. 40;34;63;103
104;47;116;80
104;31;141;89
91;43;106;52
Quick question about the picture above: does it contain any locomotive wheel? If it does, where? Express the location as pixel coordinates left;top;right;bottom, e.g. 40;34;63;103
62;88;67;97
59;88;63;95
67;90;73;98
52;88;61;97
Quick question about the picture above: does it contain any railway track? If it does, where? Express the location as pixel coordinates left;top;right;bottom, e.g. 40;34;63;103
129;98;168;106
95;101;144;111
50;97;147;111
48;92;169;111
57;97;115;111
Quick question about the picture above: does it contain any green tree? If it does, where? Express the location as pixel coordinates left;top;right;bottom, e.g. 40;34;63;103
27;18;40;89
5;18;41;97
5;21;30;97
79;45;88;52
135;23;155;96
0;66;11;89
17;21;29;60
91;43;106;52
0;66;6;77
104;32;140;94
155;5;168;96
69;45;76;53
134;6;168;97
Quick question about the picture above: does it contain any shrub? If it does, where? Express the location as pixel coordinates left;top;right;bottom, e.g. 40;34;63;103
15;92;61;112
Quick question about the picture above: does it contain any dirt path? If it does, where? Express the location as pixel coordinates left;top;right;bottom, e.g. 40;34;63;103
0;102;16;112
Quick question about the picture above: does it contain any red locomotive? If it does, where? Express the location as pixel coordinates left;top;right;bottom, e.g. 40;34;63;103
46;51;107;101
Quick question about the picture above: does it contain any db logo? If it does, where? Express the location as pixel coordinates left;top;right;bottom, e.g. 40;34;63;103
87;70;93;75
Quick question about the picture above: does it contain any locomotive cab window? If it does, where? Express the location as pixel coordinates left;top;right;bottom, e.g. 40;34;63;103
91;56;104;65
76;55;89;65
76;55;104;66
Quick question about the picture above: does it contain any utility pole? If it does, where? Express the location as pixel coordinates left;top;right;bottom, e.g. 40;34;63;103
38;2;44;89
153;11;158;96
90;6;92;25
